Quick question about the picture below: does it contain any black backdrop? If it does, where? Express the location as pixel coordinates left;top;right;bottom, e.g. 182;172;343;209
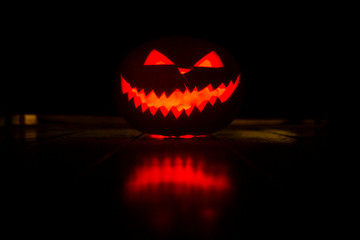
3;4;334;120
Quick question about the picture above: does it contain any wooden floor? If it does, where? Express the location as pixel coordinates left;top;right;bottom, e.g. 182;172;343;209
1;115;332;238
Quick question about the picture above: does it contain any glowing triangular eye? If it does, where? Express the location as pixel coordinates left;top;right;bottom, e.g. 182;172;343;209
194;51;224;68
144;49;174;65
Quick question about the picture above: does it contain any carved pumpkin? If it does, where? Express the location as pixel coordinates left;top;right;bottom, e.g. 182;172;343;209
116;36;242;136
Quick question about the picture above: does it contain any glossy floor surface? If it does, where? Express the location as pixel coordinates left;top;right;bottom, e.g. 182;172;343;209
2;116;332;238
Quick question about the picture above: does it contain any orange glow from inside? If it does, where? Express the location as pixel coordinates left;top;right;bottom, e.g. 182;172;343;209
144;49;174;65
121;74;240;119
126;158;230;192
194;51;224;68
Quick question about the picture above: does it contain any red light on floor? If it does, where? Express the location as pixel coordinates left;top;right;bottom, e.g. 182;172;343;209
126;158;230;192
201;208;216;220
123;154;234;234
179;135;195;139
149;134;208;139
149;134;172;139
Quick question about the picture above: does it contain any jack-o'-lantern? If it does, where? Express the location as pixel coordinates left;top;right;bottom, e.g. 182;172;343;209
116;36;243;136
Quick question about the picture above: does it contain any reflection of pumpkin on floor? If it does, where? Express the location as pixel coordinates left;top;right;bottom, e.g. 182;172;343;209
124;155;233;235
116;36;243;136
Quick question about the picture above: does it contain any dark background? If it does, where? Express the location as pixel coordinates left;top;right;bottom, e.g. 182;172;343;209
3;4;335;120
2;6;343;238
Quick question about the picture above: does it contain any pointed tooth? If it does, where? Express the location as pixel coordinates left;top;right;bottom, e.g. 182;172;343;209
186;85;196;93
234;75;240;88
211;82;222;90
209;96;217;106
195;81;212;92
160;106;169;117
165;89;174;97
219;78;238;103
214;97;222;106
171;107;183;119
207;84;213;91
154;88;164;98
177;84;187;94
121;75;131;94
168;89;183;100
147;90;158;101
165;87;184;97
149;106;158;116
134;96;142;108
183;88;191;101
185;105;195;116
190;105;201;115
196;101;208;112
127;91;136;101
138;89;145;96
159;92;167;101
141;103;148;112
143;88;153;96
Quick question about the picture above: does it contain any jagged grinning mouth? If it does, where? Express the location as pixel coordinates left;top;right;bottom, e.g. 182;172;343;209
121;74;240;119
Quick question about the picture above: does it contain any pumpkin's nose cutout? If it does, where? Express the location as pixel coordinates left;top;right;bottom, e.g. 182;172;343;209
178;67;192;74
